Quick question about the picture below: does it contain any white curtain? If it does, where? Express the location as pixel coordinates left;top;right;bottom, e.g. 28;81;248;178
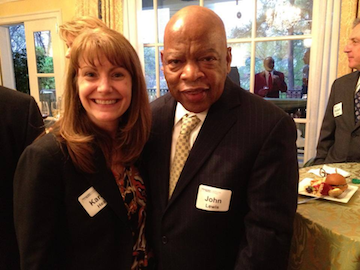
304;0;341;162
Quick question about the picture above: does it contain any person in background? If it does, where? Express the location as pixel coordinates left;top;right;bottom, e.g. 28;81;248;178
301;48;310;98
314;18;360;165
59;16;108;58
254;56;288;98
141;6;298;270
14;28;152;269
0;86;44;270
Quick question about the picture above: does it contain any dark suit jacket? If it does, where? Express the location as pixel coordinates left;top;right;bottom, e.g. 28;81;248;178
0;86;44;270
254;70;287;98
14;133;133;269
314;71;360;165
142;78;299;270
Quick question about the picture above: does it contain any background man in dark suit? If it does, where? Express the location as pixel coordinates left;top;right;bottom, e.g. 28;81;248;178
0;86;44;270
254;56;287;98
142;6;299;270
314;18;360;165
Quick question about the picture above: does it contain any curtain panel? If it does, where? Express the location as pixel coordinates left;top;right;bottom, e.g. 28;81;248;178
75;0;123;33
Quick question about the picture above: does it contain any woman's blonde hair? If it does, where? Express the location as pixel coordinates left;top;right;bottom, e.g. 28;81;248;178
59;16;107;42
52;27;151;173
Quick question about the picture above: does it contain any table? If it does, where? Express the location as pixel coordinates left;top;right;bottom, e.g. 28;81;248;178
288;163;360;270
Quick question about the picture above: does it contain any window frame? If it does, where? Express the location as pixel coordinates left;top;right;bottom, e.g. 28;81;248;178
122;0;341;165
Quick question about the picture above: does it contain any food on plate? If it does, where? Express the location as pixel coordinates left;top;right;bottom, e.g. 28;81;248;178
304;173;348;198
325;173;348;191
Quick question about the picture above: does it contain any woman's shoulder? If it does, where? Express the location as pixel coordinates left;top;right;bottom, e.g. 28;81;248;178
28;132;67;160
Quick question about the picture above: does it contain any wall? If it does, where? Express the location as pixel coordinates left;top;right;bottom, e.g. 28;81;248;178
337;0;359;78
0;0;76;23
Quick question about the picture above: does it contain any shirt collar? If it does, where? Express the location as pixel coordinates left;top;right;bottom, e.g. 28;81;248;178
174;102;207;126
356;75;360;93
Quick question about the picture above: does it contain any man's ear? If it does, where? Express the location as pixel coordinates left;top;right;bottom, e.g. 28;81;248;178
226;47;232;73
160;50;165;72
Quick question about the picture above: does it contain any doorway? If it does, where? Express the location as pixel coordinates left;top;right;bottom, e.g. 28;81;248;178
0;12;65;111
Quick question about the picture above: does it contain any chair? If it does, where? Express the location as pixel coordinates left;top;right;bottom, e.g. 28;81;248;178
303;157;315;167
228;66;240;86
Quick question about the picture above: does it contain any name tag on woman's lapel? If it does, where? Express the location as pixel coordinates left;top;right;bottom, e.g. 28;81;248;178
78;187;107;217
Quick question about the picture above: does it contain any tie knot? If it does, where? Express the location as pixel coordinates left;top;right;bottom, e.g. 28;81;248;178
180;114;200;135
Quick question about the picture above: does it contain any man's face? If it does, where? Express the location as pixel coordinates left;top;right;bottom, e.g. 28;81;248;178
161;23;231;113
344;24;360;70
264;58;274;72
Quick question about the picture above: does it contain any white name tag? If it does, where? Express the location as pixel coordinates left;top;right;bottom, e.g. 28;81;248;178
196;184;232;212
333;102;342;117
78;187;107;217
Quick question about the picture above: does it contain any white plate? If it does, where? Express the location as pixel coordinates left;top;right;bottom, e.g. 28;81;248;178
298;178;359;203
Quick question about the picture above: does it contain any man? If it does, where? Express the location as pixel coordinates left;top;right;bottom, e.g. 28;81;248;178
254;56;287;98
142;6;298;270
301;49;310;98
314;18;360;165
0;86;44;270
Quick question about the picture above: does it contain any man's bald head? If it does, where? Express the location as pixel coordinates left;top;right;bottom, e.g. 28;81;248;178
164;6;228;49
161;6;232;113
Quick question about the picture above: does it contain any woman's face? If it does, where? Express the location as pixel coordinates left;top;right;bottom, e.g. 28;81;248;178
77;54;132;136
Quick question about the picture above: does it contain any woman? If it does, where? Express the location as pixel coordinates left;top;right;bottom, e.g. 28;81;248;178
59;16;108;58
14;27;151;269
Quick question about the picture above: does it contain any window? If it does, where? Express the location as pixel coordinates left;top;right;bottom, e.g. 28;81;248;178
138;0;311;107
123;0;341;166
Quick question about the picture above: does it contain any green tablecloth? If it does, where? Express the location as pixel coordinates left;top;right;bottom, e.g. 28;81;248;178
288;163;360;270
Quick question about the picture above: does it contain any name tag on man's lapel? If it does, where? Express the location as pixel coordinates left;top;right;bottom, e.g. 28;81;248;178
196;184;232;212
333;102;343;117
78;187;107;217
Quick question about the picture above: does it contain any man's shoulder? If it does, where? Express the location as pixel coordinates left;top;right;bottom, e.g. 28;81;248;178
274;70;285;76
0;86;34;108
335;71;359;82
255;71;265;77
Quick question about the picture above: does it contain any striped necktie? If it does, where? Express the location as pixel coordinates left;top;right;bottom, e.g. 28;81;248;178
355;82;360;123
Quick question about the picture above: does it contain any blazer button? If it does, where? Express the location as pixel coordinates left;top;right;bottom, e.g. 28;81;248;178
161;236;168;244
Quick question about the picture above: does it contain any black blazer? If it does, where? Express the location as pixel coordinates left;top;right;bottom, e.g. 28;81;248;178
314;71;360;164
14;133;133;269
0;86;44;270
142;78;299;270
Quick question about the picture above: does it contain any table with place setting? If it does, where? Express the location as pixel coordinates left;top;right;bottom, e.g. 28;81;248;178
288;163;360;270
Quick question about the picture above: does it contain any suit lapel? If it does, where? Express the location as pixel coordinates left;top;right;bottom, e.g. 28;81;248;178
85;148;129;225
168;79;240;204
342;72;360;130
351;72;360;130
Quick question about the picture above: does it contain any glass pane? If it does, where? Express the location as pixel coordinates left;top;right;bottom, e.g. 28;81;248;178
254;40;309;118
157;0;197;43
144;47;157;102
34;31;54;73
38;77;56;110
139;1;156;44
205;0;253;39
9;24;30;94
159;46;168;96
229;43;251;90
256;0;313;38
